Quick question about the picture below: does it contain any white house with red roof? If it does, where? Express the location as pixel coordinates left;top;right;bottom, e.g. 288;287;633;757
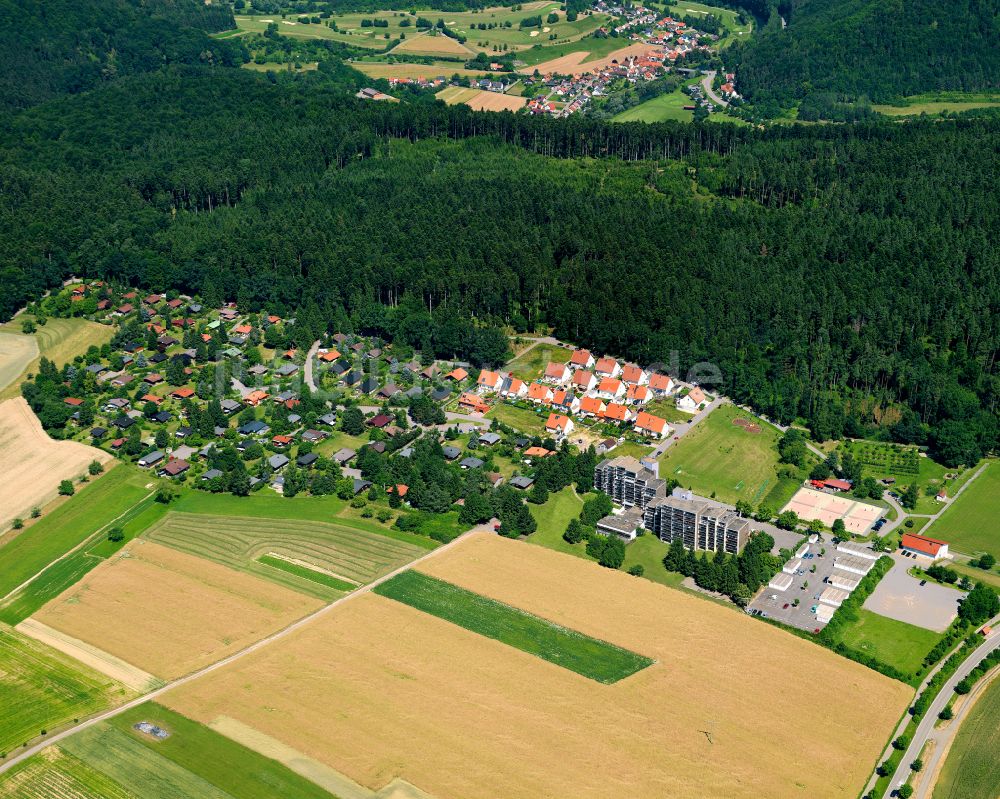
545;413;574;440
572;370;597;393
569;349;595;369
543;362;571;384
901;533;950;560
477;370;502;392
596;377;626;401
621;364;648;385
594;357;622;378
634;411;670;439
677;386;706;413
527;382;554;404
648;372;675;395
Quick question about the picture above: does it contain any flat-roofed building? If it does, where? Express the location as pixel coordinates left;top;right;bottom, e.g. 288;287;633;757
834;555;875;576
828;570;862;592
594;456;665;510
642;488;750;554
768;573;793;591
596;506;645;541
836;541;880;561
783;558;803;575
819;587;850;608
816;604;836;624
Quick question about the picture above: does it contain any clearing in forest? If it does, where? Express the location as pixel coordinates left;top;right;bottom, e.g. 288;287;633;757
33;540;321;680
163;533;910;799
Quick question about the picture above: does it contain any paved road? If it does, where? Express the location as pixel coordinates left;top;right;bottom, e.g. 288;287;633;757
650;395;724;459
0;527;490;776
700;70;729;108
303;339;321;392
881;622;1000;799
914;662;1000;799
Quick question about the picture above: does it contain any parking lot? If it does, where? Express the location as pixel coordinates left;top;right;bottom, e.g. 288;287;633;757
863;553;965;632
748;538;839;632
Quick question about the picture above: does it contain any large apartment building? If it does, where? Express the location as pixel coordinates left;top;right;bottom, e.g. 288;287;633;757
594;458;750;553
593;456;665;509
643;489;750;554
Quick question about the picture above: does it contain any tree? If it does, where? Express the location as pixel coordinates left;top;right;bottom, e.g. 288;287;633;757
527;482;549;504
564;518;586;544
897;785;913;799
107;526;124;542
974;553;995;570
910;759;923;772
734;499;753;517
732;583;753;608
627;564;644;576
901;482;919;510
598;535;625;569
58;479;74;496
11;517;23;529
777;429;807;468
88;459;104;475
958;582;1000;624
580;493;613;526
341;407;365;435
125;425;142;455
663;537;686;572
831;518;846;537
154;428;169;449
775;510;799;530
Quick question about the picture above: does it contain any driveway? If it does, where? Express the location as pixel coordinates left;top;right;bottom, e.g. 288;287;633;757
863;554;965;632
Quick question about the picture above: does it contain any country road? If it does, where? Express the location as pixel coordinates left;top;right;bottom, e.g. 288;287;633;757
0;527;491;776
303;338;321;391
881;621;1000;799
701;70;729;107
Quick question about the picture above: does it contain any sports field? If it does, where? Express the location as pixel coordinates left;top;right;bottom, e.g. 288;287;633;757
657;403;786;506
783;486;884;534
932;670;1000;799
34;541;321;680
375;569;653;682
0;626;132;756
164;533;910;799
931;460;999;554
145;511;426;598
0;398;113;531
0;317;115;400
0;464;151;600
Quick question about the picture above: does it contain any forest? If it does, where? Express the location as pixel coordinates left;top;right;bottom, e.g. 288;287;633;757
0;0;997;467
726;0;1000;110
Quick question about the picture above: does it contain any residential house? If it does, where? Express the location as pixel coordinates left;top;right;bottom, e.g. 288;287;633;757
596;378;626;401
368;414;392;429
621;364;648;385
442;446;462;461
458;392;490;414
138;450;165;468
171;387;195;400
445;367;469;382
460;456;485;470
543;362;571;384
510;476;534;489
267;454;290;471
500;376;528;399
634;411;670;438
648;372;675;396
569;349;595;370
159;459;190;478
578;396;607;418
677;386;705;413
603;403;633;424
594;357;622;378
527;382;554;405
545;413;575;439
626;384;652;405
572;370;597;393
551;389;580;415
244;390;269;407
477;370;502;392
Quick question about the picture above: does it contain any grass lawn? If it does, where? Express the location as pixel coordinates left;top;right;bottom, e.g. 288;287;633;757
0;317;115;401
643;397;695;424
831;609;940;677
930;460;999;555
874;91;1000;117
504;341;571;381
613;80;698;123
674;0;752;40
607;440;655;461
0;626;132;755
950;560;1000;592
527;487;587;556
657;403;786;506
487;401;548;436
0;465;152;599
622;534;685;589
932;670;1000;799
375;570;654;682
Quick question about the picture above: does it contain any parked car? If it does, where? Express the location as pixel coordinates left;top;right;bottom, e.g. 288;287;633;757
782;603;790;609
919;580;927;586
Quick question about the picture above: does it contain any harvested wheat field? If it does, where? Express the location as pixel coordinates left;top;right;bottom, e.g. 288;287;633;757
163;533;910;799
463;90;527;112
392;33;470;57
0;398;111;530
34;540;321;680
524;43;655;76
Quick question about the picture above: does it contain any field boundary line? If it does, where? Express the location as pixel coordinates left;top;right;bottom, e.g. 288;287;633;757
0;527;489;777
0;483;157;604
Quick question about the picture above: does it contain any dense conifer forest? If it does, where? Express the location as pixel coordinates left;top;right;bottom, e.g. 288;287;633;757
0;0;997;466
726;0;1000;108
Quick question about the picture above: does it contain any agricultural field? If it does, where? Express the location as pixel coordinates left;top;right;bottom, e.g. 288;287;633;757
0;332;37;393
523;41;652;75
0;747;136;799
0;398;113;531
391;31;472;57
515;32;639;68
932;672;1000;799
436;85;482;105
145;511;426;599
504;341;571;381
827;608;940;677
657;403;789;507
352;60;491;80
375;569;653;682
164;533;910;799
931;460;999;555
0;463;152;599
34;540;321;680
462;90;528;111
0;317;115;401
874;92;1000;117
0;626;132;756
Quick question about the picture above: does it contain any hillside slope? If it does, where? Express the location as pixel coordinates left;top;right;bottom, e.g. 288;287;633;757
728;0;1000;108
0;0;239;111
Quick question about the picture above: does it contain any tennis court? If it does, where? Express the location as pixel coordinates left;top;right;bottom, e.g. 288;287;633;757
783;487;883;534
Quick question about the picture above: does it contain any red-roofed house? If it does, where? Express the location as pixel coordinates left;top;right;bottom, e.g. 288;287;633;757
477;370;501;391
527;382;554;404
594;357;622;378
317;349;341;362
572;370;597;393
596;377;625;401
677;386;706;413
543;362;571;384
648;373;675;395
551;389;580;415
446;367;469;382
569;349;595;369
635;411;670;438
621;364;648;385
823;478;852;492
626;384;651;405
603;403;632;424
63;397;84;407
233;324;252;336
578;396;607;418
244;390;269;406
901;533;949;559
458;392;490;414
545;413;574;439
170;387;195;400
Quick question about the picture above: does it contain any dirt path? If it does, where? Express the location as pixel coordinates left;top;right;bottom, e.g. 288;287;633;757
0;527;490;776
